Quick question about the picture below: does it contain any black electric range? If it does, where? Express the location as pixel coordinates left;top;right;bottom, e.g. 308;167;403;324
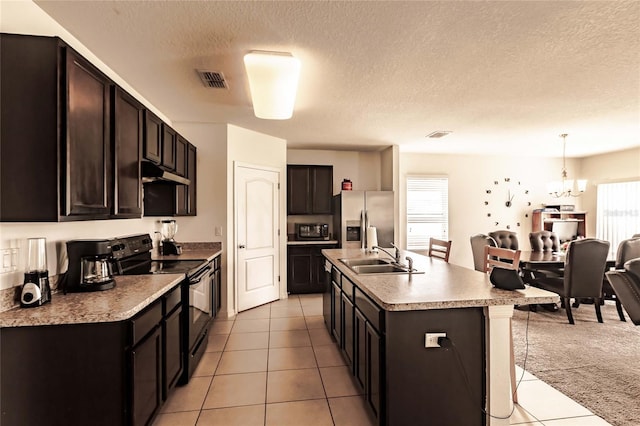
110;234;215;384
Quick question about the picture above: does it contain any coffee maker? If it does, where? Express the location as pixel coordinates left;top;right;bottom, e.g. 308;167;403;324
64;239;115;292
20;237;52;308
160;219;182;255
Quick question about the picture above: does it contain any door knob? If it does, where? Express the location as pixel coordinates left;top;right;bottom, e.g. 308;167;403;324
239;244;246;249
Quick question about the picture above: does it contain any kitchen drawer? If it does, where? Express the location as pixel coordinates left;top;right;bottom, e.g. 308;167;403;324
131;301;162;346
354;287;383;333
164;285;182;314
341;276;354;301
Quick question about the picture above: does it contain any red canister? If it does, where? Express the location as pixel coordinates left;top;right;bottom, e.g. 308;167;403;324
342;179;352;191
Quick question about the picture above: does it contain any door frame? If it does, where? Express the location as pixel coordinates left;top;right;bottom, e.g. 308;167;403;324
233;161;285;314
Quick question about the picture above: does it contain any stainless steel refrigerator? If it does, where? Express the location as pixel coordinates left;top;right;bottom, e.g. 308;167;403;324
333;191;394;249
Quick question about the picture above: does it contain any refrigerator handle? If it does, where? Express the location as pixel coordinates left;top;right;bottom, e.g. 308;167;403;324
360;210;366;249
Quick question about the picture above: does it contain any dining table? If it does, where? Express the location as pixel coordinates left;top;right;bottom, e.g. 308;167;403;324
518;250;617;311
519;250;616;270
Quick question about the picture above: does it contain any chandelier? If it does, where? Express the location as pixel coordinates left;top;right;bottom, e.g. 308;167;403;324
548;133;587;198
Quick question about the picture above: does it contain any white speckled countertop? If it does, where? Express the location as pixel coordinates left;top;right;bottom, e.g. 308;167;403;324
322;248;559;311
0;245;222;328
0;274;184;327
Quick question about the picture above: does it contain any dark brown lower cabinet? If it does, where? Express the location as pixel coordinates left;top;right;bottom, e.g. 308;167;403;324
0;284;184;426
163;303;183;398
354;308;367;390
131;326;162;426
287;244;337;294
341;278;355;368
365;322;381;419
332;282;342;343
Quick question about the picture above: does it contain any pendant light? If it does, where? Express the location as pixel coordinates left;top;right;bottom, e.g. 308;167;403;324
548;133;587;198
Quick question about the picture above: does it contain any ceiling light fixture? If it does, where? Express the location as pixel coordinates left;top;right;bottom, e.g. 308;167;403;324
548;133;587;198
243;51;301;120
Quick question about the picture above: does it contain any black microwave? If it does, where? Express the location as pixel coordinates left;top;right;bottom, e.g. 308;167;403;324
295;223;329;240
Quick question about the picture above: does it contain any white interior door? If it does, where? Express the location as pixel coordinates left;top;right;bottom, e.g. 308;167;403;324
235;164;280;312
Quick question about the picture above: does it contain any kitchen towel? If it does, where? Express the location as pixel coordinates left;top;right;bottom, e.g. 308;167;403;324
367;226;378;252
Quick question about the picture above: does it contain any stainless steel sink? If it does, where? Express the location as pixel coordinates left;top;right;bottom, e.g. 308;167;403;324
339;258;424;275
339;258;391;267
351;264;410;274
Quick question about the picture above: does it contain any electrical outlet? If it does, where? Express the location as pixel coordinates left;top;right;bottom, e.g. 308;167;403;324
214;226;223;237
425;332;447;348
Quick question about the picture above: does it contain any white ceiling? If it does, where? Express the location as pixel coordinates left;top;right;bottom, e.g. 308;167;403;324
33;0;640;158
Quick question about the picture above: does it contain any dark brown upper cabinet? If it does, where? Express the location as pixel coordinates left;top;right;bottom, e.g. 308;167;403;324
112;87;143;218
147;141;197;217
161;125;177;171
176;142;197;216
187;143;197;215
175;135;187;177
0;33;116;221
287;165;333;215
144;110;163;164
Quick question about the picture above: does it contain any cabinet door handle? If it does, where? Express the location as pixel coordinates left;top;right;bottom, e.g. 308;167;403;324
239;244;246;249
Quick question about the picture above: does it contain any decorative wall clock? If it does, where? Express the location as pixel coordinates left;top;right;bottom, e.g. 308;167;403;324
484;177;532;229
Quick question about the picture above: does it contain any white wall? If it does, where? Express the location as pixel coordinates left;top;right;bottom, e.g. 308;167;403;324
226;125;287;316
399;153;584;269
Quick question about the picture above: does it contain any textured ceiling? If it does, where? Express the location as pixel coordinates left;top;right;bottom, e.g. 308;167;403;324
32;1;640;157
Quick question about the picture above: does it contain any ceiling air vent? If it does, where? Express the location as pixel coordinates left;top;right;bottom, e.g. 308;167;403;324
197;70;228;89
426;131;452;139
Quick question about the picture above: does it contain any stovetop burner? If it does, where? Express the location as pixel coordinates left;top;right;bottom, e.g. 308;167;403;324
109;234;207;277
149;260;207;275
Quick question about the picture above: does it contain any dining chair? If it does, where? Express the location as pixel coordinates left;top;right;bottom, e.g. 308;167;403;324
489;230;519;250
525;231;563;282
605;258;640;325
482;245;521;403
602;237;640;321
529;230;559;252
483;246;522;273
530;238;610;325
470;234;496;272
428;238;452;262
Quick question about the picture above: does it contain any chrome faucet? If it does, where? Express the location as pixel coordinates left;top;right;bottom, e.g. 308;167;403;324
373;243;414;272
374;245;400;263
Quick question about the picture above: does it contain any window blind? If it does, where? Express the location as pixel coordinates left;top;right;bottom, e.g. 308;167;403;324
596;180;640;257
406;176;449;249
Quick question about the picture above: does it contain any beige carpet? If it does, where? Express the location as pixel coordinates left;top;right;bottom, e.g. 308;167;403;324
511;302;640;426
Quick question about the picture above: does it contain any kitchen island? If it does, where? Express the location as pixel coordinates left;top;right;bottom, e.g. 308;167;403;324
322;248;559;426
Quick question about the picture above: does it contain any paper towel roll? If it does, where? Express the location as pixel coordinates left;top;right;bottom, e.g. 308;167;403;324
367;227;378;252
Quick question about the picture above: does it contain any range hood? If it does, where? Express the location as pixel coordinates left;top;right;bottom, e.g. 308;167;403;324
141;161;190;185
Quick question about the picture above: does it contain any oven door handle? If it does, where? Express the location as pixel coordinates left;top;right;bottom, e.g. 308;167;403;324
188;265;212;284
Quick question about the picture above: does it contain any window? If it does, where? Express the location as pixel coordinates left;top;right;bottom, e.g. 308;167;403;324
596;180;640;256
406;176;448;249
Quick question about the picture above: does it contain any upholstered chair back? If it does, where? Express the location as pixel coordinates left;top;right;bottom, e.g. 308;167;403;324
564;238;610;298
616;238;640;269
470;234;496;272
606;258;640;325
489;230;519;250
529;231;559;252
625;258;640;281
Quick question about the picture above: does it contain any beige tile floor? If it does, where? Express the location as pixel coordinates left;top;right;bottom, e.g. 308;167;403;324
153;294;611;426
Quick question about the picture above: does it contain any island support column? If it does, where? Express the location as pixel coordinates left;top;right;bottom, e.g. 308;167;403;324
484;304;515;426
